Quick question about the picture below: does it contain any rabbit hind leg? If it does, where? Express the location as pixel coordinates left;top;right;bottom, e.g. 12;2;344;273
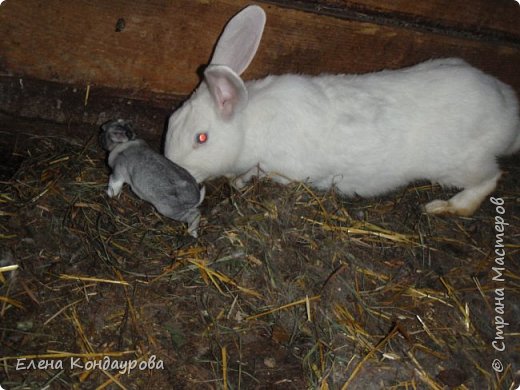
157;206;201;238
172;208;201;238
424;171;501;217
185;210;201;238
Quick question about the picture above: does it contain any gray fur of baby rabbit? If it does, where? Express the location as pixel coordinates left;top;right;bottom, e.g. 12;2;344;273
100;119;205;238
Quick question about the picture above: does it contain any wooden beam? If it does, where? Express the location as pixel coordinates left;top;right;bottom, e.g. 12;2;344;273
1;0;519;99
266;0;520;41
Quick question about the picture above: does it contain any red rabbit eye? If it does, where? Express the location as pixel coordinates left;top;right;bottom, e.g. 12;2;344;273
196;132;208;144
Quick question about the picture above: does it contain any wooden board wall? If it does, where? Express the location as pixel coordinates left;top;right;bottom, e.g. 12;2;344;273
1;0;519;131
278;0;520;39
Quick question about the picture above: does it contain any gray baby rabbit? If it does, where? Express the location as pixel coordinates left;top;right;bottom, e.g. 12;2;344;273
100;119;205;237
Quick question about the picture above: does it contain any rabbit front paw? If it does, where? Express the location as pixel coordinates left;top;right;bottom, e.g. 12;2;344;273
230;167;264;190
230;176;247;190
424;200;450;215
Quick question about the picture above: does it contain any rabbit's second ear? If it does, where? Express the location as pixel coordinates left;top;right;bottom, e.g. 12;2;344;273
204;65;248;120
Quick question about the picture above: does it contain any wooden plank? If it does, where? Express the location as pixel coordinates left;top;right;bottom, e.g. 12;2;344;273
1;0;519;99
345;0;520;39
254;1;520;92
268;0;520;41
0;0;235;94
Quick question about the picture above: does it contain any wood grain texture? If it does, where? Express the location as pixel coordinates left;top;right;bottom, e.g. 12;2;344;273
1;0;519;98
0;0;235;94
267;0;520;40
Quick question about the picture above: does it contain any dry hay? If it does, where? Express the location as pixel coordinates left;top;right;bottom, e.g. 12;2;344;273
0;131;519;389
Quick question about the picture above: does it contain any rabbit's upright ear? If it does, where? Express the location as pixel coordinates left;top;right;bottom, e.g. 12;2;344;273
210;5;266;75
204;5;265;120
204;65;248;120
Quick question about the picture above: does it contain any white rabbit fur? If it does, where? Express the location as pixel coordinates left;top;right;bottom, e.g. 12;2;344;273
165;6;520;216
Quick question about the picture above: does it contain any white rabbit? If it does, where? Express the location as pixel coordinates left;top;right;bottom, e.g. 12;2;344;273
165;5;520;216
100;119;205;237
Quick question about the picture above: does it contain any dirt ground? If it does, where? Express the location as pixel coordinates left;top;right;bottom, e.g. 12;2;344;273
1;116;519;389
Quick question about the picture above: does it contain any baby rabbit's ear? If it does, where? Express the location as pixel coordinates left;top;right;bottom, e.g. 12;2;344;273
204;65;248;120
210;5;266;76
124;124;136;140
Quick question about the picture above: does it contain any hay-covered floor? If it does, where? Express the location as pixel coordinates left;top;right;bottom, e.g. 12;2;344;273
1;126;519;389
